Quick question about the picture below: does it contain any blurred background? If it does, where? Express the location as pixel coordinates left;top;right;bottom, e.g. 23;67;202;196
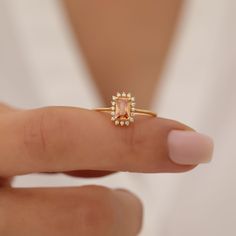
0;0;235;235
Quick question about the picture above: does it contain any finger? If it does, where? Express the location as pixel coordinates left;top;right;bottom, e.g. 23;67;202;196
0;106;213;176
0;102;15;185
0;186;142;236
0;102;18;113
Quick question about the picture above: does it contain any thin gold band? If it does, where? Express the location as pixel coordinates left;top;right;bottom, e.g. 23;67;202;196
93;107;157;117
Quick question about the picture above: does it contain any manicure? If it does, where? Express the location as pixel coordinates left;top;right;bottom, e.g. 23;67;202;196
168;130;214;165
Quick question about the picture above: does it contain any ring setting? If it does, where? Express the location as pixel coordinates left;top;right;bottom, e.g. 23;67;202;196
94;92;157;126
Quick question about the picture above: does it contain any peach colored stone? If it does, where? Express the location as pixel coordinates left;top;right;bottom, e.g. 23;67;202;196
115;98;131;120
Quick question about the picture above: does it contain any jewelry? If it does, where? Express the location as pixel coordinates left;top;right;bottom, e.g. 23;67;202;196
93;92;157;126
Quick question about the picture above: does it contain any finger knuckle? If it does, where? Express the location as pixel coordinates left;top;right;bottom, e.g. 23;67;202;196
75;186;118;235
51;186;118;235
23;108;68;165
122;125;147;156
119;120;160;169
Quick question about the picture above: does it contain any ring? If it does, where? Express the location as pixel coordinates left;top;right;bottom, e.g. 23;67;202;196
93;92;157;126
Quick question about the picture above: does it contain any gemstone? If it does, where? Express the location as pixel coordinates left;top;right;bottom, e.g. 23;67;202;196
115;120;119;125
120;121;125;126
115;97;131;120
125;121;130;126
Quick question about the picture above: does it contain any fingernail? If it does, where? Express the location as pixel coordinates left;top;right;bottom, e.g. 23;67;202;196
168;130;214;165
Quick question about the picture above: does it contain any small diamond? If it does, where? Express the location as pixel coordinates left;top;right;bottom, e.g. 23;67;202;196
131;97;135;102
112;96;117;100
130;117;134;122
120;121;125;126
122;92;126;97
111;106;115;111
111;101;116;106
115;120;119;125
131;107;135;111
117;92;121;97
111;111;115;116
125;121;130;126
111;117;116;121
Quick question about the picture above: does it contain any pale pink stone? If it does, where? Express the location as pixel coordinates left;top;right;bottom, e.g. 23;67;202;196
115;98;131;120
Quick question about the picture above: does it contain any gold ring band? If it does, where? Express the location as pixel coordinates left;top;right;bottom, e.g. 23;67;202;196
93;92;157;126
93;107;157;117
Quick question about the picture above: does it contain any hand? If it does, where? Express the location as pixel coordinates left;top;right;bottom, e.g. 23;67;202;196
0;103;212;235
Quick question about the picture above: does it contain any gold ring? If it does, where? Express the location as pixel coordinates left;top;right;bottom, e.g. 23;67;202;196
93;92;157;126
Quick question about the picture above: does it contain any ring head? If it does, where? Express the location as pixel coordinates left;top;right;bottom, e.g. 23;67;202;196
111;92;135;126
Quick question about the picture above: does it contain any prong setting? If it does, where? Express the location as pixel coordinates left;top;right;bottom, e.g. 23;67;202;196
125;121;130;126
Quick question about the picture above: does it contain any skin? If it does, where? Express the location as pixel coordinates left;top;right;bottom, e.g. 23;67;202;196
0;105;195;235
0;1;193;235
63;0;183;107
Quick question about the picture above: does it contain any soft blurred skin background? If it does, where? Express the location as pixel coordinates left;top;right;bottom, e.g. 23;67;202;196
0;0;235;235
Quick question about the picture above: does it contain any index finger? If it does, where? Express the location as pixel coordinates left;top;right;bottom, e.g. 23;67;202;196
0;106;213;176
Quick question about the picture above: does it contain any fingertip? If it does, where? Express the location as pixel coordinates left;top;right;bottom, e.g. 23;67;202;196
114;188;143;235
167;130;214;165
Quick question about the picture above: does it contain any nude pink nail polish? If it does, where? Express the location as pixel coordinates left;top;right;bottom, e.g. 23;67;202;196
168;131;214;165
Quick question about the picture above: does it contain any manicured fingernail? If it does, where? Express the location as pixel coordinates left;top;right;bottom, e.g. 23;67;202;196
168;130;214;165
